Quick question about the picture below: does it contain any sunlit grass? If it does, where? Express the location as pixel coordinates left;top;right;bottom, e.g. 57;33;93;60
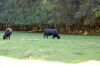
0;31;100;63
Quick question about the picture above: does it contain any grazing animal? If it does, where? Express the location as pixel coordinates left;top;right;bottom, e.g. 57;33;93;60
43;29;60;39
3;28;12;40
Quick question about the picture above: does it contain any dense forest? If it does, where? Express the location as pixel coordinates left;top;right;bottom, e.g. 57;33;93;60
0;0;100;34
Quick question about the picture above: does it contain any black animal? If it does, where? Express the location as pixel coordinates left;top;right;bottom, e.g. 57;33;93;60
3;28;12;40
43;29;60;39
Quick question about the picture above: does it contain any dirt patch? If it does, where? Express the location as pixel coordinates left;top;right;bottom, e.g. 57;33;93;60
0;56;100;66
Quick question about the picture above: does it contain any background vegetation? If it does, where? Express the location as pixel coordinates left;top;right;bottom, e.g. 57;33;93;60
0;0;100;34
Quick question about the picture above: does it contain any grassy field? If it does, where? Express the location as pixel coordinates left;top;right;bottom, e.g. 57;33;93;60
0;31;100;63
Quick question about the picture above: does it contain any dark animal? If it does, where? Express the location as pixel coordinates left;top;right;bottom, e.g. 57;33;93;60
43;29;60;39
3;28;12;40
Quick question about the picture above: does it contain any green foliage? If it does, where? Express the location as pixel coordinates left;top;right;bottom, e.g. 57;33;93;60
0;0;100;25
96;6;100;18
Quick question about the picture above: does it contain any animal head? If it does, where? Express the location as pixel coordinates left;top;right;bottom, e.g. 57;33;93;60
3;35;6;40
57;35;60;39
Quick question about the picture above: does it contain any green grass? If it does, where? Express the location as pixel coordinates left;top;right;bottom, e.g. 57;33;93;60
0;31;100;63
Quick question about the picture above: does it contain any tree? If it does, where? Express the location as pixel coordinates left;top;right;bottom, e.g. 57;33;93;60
0;0;100;33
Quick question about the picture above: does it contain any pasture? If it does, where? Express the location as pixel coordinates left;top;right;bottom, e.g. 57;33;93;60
0;31;100;63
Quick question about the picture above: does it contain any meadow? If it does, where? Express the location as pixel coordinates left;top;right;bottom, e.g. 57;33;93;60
0;31;100;63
